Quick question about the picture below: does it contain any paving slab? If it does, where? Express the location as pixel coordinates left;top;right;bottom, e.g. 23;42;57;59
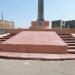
0;59;75;75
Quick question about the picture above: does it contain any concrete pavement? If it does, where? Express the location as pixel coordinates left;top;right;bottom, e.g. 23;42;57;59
0;59;75;75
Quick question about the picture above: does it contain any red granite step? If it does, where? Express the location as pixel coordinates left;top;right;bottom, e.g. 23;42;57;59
0;34;15;43
0;38;8;40
58;33;70;35
0;52;75;60
0;37;9;39
65;40;75;43
3;33;16;38
68;49;75;54
0;41;3;43
63;38;75;40
0;40;4;42
68;46;75;49
67;43;75;46
0;39;6;41
59;35;72;38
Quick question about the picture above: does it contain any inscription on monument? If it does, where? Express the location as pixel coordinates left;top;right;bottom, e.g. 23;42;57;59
37;21;43;26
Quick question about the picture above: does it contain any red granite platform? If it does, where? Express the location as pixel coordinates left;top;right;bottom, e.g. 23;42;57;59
0;52;75;60
0;31;67;54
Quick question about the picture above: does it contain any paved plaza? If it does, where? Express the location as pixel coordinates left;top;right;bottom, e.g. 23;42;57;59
0;59;75;75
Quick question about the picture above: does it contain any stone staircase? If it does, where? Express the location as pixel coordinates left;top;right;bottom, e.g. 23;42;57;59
59;33;75;54
0;33;16;43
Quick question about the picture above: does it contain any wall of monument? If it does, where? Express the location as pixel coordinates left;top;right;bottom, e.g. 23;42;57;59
4;28;75;34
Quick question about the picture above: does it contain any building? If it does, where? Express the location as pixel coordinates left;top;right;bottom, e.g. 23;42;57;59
0;20;15;34
0;20;15;29
51;20;65;28
65;20;75;28
51;20;75;29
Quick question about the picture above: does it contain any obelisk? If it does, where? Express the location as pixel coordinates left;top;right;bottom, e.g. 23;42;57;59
30;0;49;29
37;0;44;21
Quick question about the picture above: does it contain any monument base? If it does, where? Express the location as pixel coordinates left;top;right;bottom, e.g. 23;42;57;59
0;31;67;54
30;21;49;29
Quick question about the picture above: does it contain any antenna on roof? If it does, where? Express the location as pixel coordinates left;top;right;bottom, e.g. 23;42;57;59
1;11;4;21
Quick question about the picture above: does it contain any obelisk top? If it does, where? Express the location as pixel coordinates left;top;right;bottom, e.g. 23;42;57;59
37;0;44;21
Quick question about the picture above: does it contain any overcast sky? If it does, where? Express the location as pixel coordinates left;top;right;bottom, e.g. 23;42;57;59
0;0;75;28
